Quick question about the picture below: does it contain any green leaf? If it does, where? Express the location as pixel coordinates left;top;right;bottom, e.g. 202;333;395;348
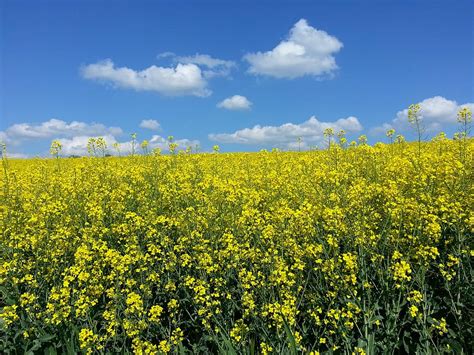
44;346;57;355
249;336;255;355
220;334;237;355
26;340;42;353
177;342;187;355
445;339;462;353
283;320;297;355
367;333;376;355
39;334;55;343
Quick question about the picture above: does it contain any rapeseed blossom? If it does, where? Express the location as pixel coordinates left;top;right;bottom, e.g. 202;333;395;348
0;137;472;353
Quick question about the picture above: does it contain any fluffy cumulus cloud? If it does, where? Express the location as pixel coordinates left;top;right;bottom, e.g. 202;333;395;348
217;95;252;110
161;53;236;79
0;131;9;145
0;118;122;145
209;116;362;147
57;135;119;156
0;118;198;156
139;119;161;130
244;19;343;79
81;59;210;97
56;134;200;156
371;96;474;135
148;135;200;151
4;152;29;159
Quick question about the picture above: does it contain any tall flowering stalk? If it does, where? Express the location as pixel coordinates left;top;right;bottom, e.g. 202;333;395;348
50;140;62;159
407;103;424;159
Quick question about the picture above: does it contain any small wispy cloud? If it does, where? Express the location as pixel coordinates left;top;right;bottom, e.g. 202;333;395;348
139;119;161;130
158;52;236;78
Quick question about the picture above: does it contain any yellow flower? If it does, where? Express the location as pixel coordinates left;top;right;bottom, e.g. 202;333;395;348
148;305;164;323
433;317;448;335
261;342;273;355
125;292;144;316
78;328;99;350
392;260;412;287
407;290;423;304
0;305;19;327
159;339;171;353
409;305;419;318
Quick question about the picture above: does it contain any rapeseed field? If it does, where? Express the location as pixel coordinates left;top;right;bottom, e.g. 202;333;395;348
0;135;472;353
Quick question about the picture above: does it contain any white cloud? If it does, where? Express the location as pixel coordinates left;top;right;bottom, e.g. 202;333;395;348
371;96;474;135
0;118;200;156
58;135;119;156
148;135;200;151
159;52;236;79
217;95;252;110
370;123;395;136
57;134;199;156
0;131;9;145
157;52;175;59
2;118;123;143
81;59;211;97
174;54;235;69
209;115;362;147
4;152;29;159
244;19;343;79
139;119;161;130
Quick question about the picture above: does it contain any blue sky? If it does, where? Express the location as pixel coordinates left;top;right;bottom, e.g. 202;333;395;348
1;0;473;156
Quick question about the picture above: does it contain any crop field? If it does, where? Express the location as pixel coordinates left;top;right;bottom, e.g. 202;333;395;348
0;138;473;354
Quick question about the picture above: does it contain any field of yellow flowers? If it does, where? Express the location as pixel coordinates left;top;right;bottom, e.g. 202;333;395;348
0;137;473;354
